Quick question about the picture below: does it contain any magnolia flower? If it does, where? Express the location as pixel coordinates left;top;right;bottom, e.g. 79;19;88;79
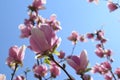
58;50;65;59
33;64;48;78
67;50;88;74
86;33;94;39
96;44;102;48
95;47;104;58
92;63;101;74
32;0;46;10
19;24;33;38
45;14;62;31
105;49;112;57
0;74;6;80
101;61;111;71
92;61;111;74
115;68;120;78
79;35;87;42
29;24;61;54
14;75;25;80
50;62;60;78
96;30;104;41
83;74;93;80
68;31;79;44
88;0;99;4
107;1;118;12
6;45;26;68
104;74;112;80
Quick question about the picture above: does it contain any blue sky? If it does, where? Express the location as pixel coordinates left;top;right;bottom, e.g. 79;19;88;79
1;0;120;80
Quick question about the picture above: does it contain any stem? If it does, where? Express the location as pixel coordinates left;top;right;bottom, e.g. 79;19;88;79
101;43;117;80
24;72;27;80
71;44;76;56
37;58;40;65
36;58;42;80
50;55;73;80
110;70;117;80
38;77;42;80
80;74;85;80
11;63;18;80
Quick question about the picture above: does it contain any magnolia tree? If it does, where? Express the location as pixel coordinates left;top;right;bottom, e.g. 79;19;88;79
1;0;120;80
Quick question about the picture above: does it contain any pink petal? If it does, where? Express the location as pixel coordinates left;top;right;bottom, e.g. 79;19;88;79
79;50;88;70
9;46;18;58
30;28;50;52
50;14;56;21
0;74;6;80
18;45;26;61
67;56;80;71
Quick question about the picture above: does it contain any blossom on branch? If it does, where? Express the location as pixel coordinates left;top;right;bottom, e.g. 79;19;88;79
68;31;79;44
45;14;62;31
33;64;48;78
115;68;120;78
107;1;118;12
66;50;88;74
87;0;99;4
50;62;61;78
0;74;6;80
29;24;61;55
6;45;26;68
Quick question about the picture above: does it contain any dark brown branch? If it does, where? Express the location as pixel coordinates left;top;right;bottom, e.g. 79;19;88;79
11;63;18;80
50;55;73;80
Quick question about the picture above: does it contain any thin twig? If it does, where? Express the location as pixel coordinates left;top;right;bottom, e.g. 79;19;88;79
80;74;85;80
110;70;117;80
11;63;18;80
50;55;73;80
37;58;42;80
101;43;117;80
71;44;76;56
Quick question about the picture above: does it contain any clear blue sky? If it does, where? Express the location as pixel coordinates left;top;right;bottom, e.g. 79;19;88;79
1;0;120;80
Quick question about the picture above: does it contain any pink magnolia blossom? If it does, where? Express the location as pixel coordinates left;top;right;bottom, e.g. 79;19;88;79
67;50;88;74
115;68;120;78
96;44;102;48
83;74;93;80
92;63;101;74
88;0;99;4
33;64;48;78
19;24;33;38
14;75;25;80
104;74;112;80
92;61;111;74
6;45;26;68
79;35;87;42
32;0;46;10
95;47;104;58
50;62;60;78
58;50;65;59
96;30;104;41
101;61;111;71
86;33;94;39
29;24;61;54
45;14;62;31
105;49;113;57
68;31;79;44
107;1;118;12
0;74;6;80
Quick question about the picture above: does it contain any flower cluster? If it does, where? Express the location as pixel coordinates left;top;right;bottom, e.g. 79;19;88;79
88;0;119;12
2;0;120;80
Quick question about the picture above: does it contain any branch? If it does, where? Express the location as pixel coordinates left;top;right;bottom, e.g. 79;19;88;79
11;63;18;80
37;58;42;80
50;55;73;80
